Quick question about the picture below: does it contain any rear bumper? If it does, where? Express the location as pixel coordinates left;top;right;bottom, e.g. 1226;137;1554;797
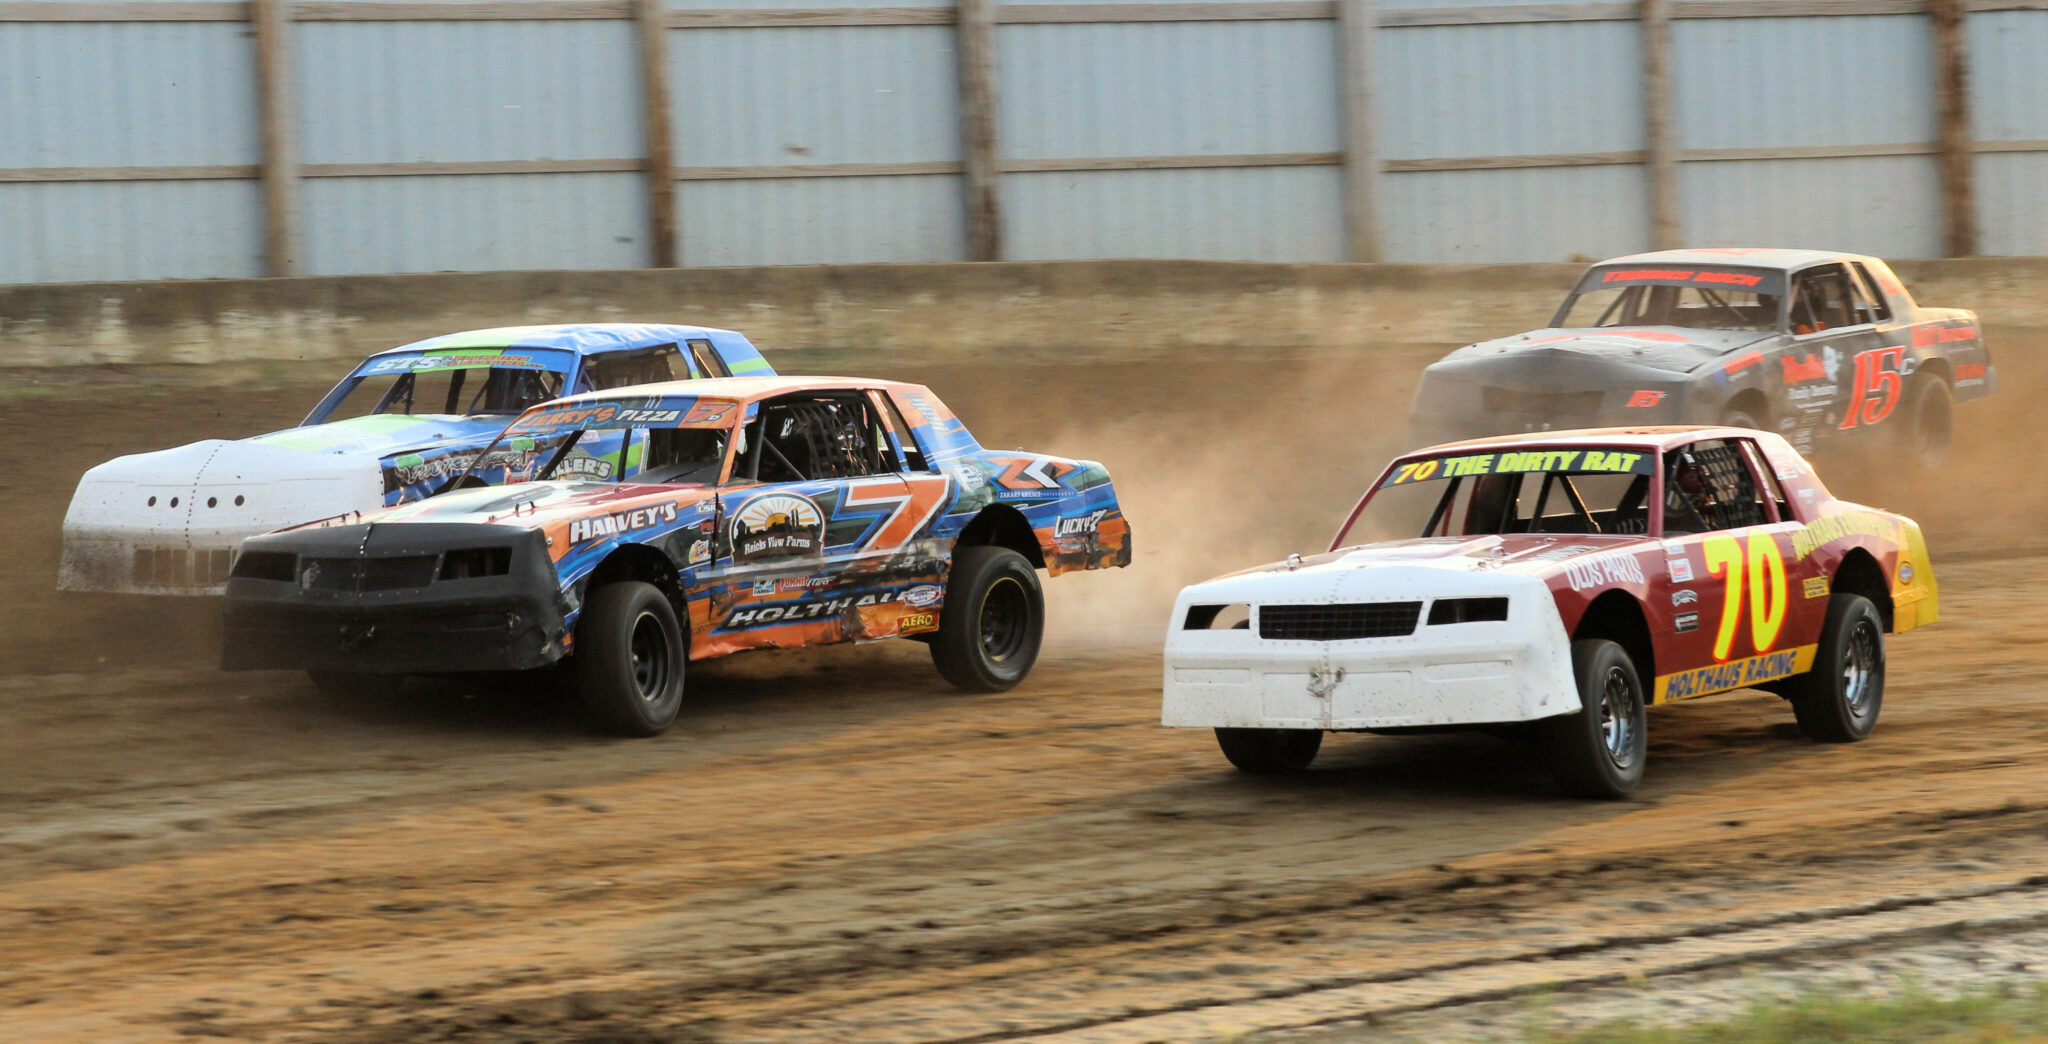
219;523;569;675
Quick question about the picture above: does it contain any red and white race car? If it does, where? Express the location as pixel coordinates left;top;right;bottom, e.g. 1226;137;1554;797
1162;426;1938;798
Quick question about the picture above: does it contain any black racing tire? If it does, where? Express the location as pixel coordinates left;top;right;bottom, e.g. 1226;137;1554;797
1214;727;1323;774
1896;374;1954;468
575;581;686;737
1539;639;1648;799
1719;405;1766;432
306;670;396;698
1784;593;1885;743
931;545;1044;692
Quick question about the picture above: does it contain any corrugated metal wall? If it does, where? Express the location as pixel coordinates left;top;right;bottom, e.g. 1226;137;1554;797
2;0;2046;282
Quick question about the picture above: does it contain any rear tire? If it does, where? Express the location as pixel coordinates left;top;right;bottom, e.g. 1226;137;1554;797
1784;593;1884;743
1719;406;1765;432
931;546;1044;692
1897;374;1953;468
576;581;686;737
1539;639;1648;799
1214;727;1322;774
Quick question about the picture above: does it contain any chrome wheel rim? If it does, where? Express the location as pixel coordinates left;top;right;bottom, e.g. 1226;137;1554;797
1599;665;1640;768
1842;618;1883;718
628;610;674;704
979;577;1029;664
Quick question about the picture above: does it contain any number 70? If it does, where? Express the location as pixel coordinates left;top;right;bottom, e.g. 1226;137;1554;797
1701;533;1789;661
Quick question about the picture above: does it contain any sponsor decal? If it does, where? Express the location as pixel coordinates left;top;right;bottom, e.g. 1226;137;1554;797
1667;556;1694;583
752;580;778;596
1956;362;1988;384
950;464;987;493
1803;576;1829;599
568;502;680;543
1383;449;1651;487
1674;611;1699;633
1792;512;1902;559
903;584;942;608
1657;645;1817;702
387;443;540;487
688;539;710;565
724;590;910;628
554;454;616;481
994;456;1078;492
1722;351;1765;376
906;395;943;426
1598;268;1766;288
364;352;546;375
1526;543;1599;562
1564;552;1647;592
1626;390;1666;408
730;492;825;562
1911;323;1979;347
898;611;938;633
779;575;836;593
1899;563;1915;584
1053;509;1110;543
1798;487;1818;504
1781;353;1827;383
1672;588;1698;607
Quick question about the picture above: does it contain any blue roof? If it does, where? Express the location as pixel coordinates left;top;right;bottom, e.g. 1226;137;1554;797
374;323;748;358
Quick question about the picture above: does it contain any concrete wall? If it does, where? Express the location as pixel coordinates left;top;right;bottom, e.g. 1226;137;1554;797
4;258;2048;371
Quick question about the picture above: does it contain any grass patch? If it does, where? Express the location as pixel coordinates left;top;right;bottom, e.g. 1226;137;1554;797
1516;983;2048;1043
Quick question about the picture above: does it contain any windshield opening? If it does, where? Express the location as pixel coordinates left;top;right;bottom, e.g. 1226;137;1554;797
322;366;566;421
1339;449;1659;545
1558;284;1780;332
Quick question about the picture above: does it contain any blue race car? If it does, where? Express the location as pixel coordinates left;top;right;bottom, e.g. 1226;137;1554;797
60;323;774;594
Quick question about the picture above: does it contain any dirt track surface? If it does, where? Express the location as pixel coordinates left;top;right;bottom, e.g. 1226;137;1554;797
4;344;2047;1041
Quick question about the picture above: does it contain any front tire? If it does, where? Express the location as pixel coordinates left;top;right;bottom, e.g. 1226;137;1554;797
1539;639;1648;799
1214;727;1322;774
931;546;1045;692
1784;593;1884;743
576;581;686;737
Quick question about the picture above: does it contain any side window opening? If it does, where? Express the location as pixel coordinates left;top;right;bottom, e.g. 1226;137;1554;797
1664;439;1769;535
1847;262;1894;324
1790;266;1856;334
867;390;930;471
1738;440;1793;522
584;346;680;390
686;339;731;379
744;394;893;483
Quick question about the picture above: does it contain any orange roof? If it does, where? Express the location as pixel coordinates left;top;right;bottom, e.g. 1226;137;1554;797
1411;425;1767;456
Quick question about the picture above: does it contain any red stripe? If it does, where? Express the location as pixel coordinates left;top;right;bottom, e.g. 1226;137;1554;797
1723;351;1764;374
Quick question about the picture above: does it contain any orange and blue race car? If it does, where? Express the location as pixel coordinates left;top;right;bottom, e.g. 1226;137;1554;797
1164;426;1935;798
219;376;1132;735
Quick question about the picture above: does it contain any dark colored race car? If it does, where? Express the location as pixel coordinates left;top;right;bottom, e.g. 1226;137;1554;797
1164;426;1937;798
1410;249;1994;462
220;376;1132;736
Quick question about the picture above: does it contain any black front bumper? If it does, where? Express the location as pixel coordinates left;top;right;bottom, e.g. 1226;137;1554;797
220;523;569;675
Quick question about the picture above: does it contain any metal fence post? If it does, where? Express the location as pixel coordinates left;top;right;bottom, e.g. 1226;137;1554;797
956;0;1002;261
253;0;302;277
1641;0;1679;250
1932;0;1977;256
1336;0;1381;263
635;0;680;268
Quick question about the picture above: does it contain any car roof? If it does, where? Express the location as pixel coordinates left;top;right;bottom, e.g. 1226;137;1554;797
371;323;745;359
1594;247;1877;272
1411;425;1770;456
539;374;916;407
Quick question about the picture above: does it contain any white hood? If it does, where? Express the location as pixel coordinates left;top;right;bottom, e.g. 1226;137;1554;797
60;438;387;594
